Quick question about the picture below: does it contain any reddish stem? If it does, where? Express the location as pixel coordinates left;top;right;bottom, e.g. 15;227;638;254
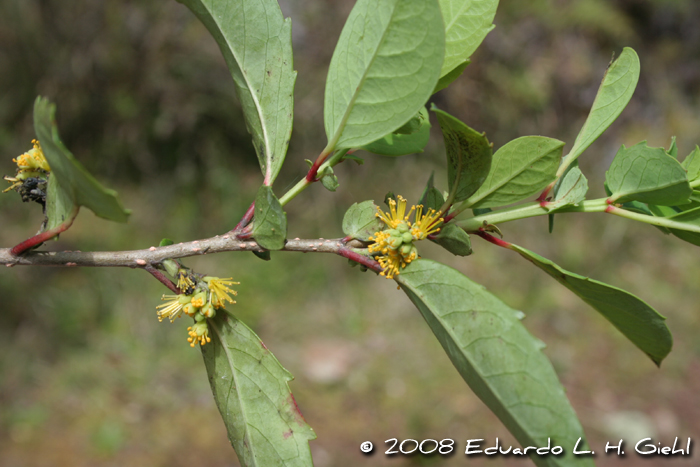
11;207;79;256
443;211;457;223
232;202;255;232
305;150;332;183
237;225;253;240
536;182;555;202
305;159;323;183
337;247;382;273
475;230;513;249
145;265;179;293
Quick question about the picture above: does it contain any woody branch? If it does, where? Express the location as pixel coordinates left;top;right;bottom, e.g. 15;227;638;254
0;237;381;272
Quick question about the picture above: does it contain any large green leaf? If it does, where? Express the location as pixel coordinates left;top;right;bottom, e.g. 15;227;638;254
560;48;640;171
342;200;383;241
606;142;691;205
202;312;316;467
434;107;492;203
251;186;287;250
510;244;672;366
44;173;76;231
464;136;564;209
34;97;130;223
361;107;431;156
177;0;296;185
438;0;499;77
324;0;444;151
396;260;592;467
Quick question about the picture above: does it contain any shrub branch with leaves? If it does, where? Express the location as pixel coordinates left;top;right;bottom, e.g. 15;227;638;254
2;0;699;466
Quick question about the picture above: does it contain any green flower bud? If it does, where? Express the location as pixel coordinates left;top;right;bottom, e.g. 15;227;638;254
194;311;206;322
191;291;207;308
387;235;403;250
396;221;410;233
400;243;414;256
187;322;211;347
201;302;216;318
401;231;414;244
182;303;197;317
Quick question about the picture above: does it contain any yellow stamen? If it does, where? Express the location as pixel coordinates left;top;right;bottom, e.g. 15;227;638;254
205;277;239;308
156;294;189;322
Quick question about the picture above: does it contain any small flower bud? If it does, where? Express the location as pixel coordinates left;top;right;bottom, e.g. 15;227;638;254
187;322;212;347
191;291;207;308
400;243;414;256
387;235;403;250
201;302;216;318
182;303;197;317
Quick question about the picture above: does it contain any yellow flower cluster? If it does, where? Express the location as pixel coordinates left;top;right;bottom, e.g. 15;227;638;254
3;139;51;194
156;269;239;347
369;196;443;279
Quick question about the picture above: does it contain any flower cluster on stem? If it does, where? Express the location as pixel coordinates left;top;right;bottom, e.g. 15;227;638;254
369;196;443;279
156;268;239;347
3;140;50;203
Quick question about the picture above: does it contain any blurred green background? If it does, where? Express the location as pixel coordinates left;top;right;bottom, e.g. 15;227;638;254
1;0;699;466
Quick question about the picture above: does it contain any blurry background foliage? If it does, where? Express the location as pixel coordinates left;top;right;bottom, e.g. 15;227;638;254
1;0;699;465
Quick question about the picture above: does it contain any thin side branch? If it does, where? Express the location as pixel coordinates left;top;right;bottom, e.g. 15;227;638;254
144;265;179;293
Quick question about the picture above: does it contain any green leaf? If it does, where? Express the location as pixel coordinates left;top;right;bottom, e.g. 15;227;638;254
433;59;470;94
361;107;431;156
202;312;316;467
419;172;445;212
252;250;271;261
394;109;425;135
681;145;700;182
545;166;588;212
384;192;397;208
669;229;700;247
667;137;678;159
606;142;691;205
688;190;700;204
324;0;444;150
342;200;383;241
663;206;700;247
319;167;339;192
44;173;76;231
561;48;640;170
252;186;287;250
433;107;493;203
159;238;175;247
396;260;592;467
438;0;498;78
177;0;296;185
640;204;672;234
34;97;130;223
464;136;564;209
510;244;672;366
342;154;364;165
431;223;472;256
